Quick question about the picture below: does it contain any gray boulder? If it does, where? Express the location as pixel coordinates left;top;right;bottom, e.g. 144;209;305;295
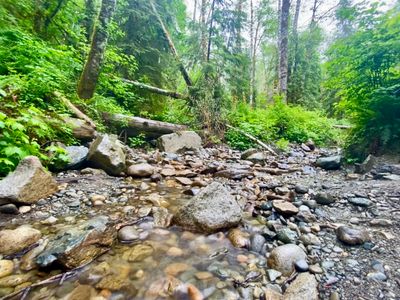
157;131;202;153
64;146;89;169
0;156;58;205
36;216;115;269
173;182;242;233
87;134;126;176
316;155;342;170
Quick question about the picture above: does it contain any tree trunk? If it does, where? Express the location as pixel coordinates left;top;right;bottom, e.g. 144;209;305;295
207;0;216;62
84;0;97;42
193;0;198;21
290;0;301;87
311;0;320;27
249;0;255;106
102;113;187;139
44;0;66;29
278;0;290;100
200;0;208;61
150;1;193;87
122;79;188;100
77;0;116;99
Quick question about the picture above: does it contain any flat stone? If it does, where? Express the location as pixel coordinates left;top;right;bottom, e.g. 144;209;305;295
0;260;14;279
267;269;282;281
272;200;299;216
267;244;307;276
157;131;202;153
348;197;371;207
19;206;31;214
284;273;318;300
195;271;213;280
336;226;371;246
316;156;341;170
0;156;58;205
0;226;41;255
122;244;154;262
0;273;33;288
164;263;190;276
118;226;139;243
126;163;155;177
173;182;242;233
294;259;309;272
175;177;193;186
309;264;324;274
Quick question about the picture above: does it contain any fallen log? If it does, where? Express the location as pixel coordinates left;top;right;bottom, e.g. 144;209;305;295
226;124;277;156
63;117;97;141
122;79;188;100
102;113;187;139
333;124;352;129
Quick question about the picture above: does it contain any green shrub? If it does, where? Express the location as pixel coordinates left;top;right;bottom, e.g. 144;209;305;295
226;100;341;150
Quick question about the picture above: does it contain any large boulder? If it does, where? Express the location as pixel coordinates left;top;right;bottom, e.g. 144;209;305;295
0;156;58;205
267;244;307;276
52;146;89;171
173;182;242;233
36;216;115;269
284;273;319;300
87;134;126;176
157;131;202;153
0;226;42;255
316;155;342;170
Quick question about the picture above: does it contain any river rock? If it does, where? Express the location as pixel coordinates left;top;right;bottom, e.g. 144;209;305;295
316;156;341;170
336;226;370;245
267;244;307;276
61;146;89;170
0;226;41;255
87;134;126;176
126;163;155;177
272;200;299;216
228;228;250;248
245;152;268;164
284;273;318;300
355;154;376;174
173;182;242;233
118;226;139;243
0;260;14;279
348;197;371;207
315;192;336;205
0;204;19;214
122;244;154;262
152;207;173;228
36;216;115;269
157;131;202;153
0;156;58;205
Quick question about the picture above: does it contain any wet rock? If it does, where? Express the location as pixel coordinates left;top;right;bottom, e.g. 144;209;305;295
348;197;371;207
62;146;89;170
266;269;282;281
167;247;184;257
20;239;48;271
316;155;341;170
0;226;41;255
0;260;14;279
284;273;318;300
66;284;96;300
228;228;250;248
122;244;154;262
336;226;370;246
173;182;242;233
0;204;19;214
264;288;283;300
277;228;298;244
272;200;299;216
36;216;115;269
315;192;336;205
0;272;34;288
164;263;190;276
158;131;202;153
294;259;309;272
267;244;307;276
118;226;139;243
152;207;173;228
250;234;266;253
0;156;58;205
355;154;376;174
195;271;213;280
126;163;155;177
87;134;126;176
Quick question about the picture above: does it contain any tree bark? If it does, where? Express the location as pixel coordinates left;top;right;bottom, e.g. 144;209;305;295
290;0;301;83
102;113;187;139
200;0;208;61
193;0;198;21
206;0;216;62
150;1;193;87
122;79;188;100
84;0;97;42
278;0;290;100
249;0;255;106
77;0;116;99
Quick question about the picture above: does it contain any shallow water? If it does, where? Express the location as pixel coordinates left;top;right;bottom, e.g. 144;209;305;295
3;179;266;300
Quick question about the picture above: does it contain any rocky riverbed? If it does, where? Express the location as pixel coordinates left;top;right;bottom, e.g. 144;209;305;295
0;132;399;300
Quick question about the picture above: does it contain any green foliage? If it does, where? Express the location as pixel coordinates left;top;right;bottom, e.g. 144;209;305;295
128;133;146;148
226;100;341;150
326;5;400;158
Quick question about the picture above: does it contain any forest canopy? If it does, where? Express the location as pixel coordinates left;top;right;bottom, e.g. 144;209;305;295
0;0;399;175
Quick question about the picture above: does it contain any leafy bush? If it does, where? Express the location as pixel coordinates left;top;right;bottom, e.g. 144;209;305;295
226;100;341;150
128;133;147;148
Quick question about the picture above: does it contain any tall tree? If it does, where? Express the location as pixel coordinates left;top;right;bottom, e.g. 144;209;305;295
291;0;301;77
77;0;116;99
278;0;290;99
200;0;208;61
